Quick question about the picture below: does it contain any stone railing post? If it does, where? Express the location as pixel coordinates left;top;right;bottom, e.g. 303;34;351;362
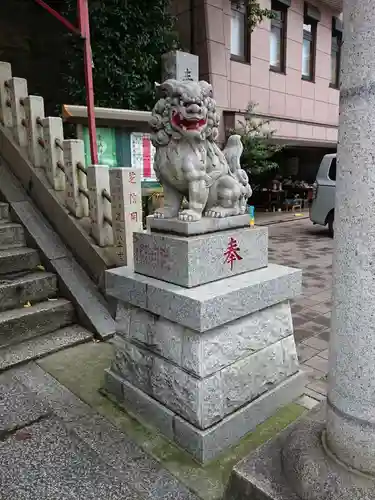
63;139;89;218
87;165;114;247
0;62;12;128
109;168;142;267
24;95;45;167
7;77;28;147
42;117;66;191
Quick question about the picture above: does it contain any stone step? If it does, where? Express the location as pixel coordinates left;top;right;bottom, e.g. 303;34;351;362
0;324;92;371
0;271;58;312
0;222;25;249
0;203;9;221
0;247;40;275
0;298;75;348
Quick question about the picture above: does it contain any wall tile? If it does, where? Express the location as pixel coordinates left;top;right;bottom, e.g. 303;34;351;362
313;126;327;141
285;94;301;119
251;58;270;89
301;80;315;99
223;13;231;48
278;120;298;139
212;74;229;108
327;104;339;125
301;98;315;121
315;77;330;103
328;87;340;105
314;100;328;123
230;81;251;110
317;25;332;55
270;71;286;93
209;41;228;76
287;9;303;43
206;4;225;44
287;40;302;71
230;60;251;85
251;26;270;61
326;127;338;142
250;86;270;113
315;51;331;79
269;90;286;116
298;124;314;139
290;0;303;14
285;69;302;96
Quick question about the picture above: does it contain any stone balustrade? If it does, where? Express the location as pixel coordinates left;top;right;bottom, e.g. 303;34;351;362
0;61;142;268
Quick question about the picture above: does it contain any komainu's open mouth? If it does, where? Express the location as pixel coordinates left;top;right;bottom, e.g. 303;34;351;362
172;112;207;131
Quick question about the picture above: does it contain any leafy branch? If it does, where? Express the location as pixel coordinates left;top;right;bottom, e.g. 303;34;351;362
234;0;275;31
230;103;283;181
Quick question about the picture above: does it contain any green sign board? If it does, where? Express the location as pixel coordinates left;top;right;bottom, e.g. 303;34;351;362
83;126;118;167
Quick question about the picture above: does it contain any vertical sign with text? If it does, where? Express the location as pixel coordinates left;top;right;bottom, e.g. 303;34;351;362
109;167;142;267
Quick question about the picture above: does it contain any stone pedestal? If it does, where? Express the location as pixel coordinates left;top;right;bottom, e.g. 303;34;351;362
104;216;304;463
225;0;375;497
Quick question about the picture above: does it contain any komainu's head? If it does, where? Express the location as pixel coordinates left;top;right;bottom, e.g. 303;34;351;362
149;79;220;146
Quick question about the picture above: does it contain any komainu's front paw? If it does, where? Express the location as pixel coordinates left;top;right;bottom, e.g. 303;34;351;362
178;209;202;222
206;207;237;218
154;208;179;219
154;210;165;219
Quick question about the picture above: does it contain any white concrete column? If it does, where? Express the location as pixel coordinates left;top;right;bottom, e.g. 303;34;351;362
7;77;28;147
87;165;114;247
42;117;66;191
24;95;45;167
326;0;375;475
0;62;12;127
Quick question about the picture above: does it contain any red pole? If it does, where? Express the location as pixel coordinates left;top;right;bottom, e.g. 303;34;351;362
77;0;98;165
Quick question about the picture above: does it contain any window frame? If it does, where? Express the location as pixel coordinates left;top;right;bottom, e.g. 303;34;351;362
230;1;251;64
302;17;317;82
330;25;342;89
269;0;288;73
328;157;337;181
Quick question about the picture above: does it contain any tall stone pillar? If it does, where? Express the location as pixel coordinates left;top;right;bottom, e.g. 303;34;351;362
326;0;375;474
224;1;375;498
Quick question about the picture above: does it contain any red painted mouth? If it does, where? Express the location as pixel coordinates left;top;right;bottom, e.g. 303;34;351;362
172;112;207;131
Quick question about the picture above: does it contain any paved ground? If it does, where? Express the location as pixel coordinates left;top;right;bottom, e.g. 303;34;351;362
0;216;331;499
268;217;332;409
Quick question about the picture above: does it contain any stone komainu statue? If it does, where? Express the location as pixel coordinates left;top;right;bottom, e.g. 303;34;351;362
149;79;252;221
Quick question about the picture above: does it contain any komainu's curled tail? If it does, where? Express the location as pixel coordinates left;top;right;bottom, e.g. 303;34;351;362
223;135;252;207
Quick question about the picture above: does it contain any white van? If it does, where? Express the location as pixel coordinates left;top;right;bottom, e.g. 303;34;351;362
310;153;336;237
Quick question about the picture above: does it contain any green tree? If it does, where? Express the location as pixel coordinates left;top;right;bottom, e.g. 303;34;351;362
246;0;275;31
231;103;283;186
61;0;179;111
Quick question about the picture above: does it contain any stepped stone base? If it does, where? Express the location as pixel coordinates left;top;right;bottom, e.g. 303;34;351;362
110;334;299;429
134;226;268;287
104;369;306;463
106;263;301;332
105;215;303;462
105;265;303;460
147;214;250;236
224;404;375;500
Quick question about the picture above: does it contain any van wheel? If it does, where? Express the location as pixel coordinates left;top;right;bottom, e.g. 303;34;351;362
327;212;334;238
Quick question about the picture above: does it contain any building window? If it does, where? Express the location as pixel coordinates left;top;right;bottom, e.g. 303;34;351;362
302;3;320;81
331;18;342;88
302;19;316;81
231;2;249;62
270;1;288;72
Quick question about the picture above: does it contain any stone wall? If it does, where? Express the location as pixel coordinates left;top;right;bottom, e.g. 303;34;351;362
0;0;72;116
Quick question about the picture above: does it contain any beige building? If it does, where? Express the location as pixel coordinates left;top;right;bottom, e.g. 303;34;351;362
173;0;343;179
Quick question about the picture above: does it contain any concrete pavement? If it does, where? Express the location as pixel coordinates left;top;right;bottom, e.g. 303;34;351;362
0;216;331;499
268;217;332;409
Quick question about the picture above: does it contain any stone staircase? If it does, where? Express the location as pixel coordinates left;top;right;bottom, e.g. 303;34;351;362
0;201;92;370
